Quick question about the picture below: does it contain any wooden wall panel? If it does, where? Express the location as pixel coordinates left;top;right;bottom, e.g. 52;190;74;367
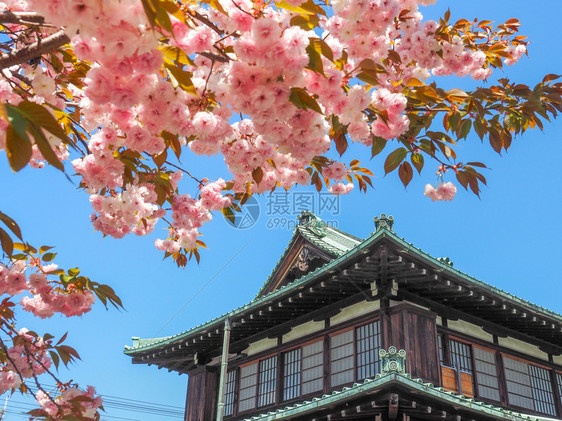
387;304;440;385
184;367;218;421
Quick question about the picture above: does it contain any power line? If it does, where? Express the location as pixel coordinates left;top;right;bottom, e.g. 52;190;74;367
154;239;252;336
14;385;185;419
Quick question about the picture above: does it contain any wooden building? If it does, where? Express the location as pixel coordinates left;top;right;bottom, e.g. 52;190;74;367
124;212;562;421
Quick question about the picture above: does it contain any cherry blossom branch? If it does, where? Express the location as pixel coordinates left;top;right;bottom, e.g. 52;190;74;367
186;9;224;36
0;29;70;70
0;335;27;390
230;0;254;18
164;161;206;185
0;325;61;411
198;51;230;63
0;11;45;25
202;61;215;96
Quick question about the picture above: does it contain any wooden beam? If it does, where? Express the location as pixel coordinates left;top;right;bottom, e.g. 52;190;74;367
388;393;399;420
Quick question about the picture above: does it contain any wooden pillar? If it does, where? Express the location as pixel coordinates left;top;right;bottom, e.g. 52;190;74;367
184;366;219;421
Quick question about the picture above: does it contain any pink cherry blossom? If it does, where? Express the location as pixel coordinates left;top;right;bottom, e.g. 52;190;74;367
424;182;457;202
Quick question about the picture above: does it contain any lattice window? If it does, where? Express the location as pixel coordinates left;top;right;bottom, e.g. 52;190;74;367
529;365;556;416
302;340;323;395
557;373;562;408
437;335;444;364
503;356;534;411
473;347;500;402
258;356;277;407
356;320;381;380
330;330;354;387
282;348;301;401
224;369;237;416
238;363;258;412
449;340;473;373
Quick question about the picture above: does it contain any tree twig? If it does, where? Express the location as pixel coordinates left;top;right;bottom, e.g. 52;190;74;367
186;9;225;36
0;11;45;25
198;51;230;63
0;29;70;70
164;160;206;185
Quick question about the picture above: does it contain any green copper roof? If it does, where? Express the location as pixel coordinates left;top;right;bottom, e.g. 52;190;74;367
240;372;552;421
386;230;562;323
124;213;562;355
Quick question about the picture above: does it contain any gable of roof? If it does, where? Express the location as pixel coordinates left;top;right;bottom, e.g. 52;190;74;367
255;211;362;298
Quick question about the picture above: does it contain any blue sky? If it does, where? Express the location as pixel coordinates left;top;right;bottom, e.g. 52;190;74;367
1;1;561;420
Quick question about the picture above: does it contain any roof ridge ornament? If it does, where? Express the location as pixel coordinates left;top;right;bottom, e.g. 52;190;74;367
437;257;454;267
379;346;406;374
374;214;394;232
297;211;326;237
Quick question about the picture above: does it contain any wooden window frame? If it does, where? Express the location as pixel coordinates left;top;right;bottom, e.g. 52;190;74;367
355;319;382;381
528;364;557;416
472;344;502;404
281;347;302;402
328;318;382;389
223;368;238;417
437;336;561;418
257;355;277;408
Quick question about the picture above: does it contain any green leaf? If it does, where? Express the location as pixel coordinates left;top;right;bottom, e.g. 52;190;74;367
371;136;387;157
0;211;23;240
466;161;487;168
308;37;333;62
0;228;14;257
162;46;194;66
447;88;469;101
221;207;235;224
6;105;29;141
473;118;486;140
49;350;60;370
39;245;54;254
5;125;32;172
458;119;472;140
68;268;80;276
290;14;319;30
252;167;263;184
305;42;324;75
384;147;408;174
398;162;413;187
154;2;173;33
141;0;158;28
410;153;424;174
165;63;197;95
41;252;56;262
26;122;64;171
17;101;68;142
289;88;323;114
330;116;347;156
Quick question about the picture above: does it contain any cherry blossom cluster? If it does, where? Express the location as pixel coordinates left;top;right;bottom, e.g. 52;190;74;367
424;181;457;201
0;328;51;395
21;272;96;319
1;261;96;319
0;0;530;254
36;385;102;419
89;184;166;239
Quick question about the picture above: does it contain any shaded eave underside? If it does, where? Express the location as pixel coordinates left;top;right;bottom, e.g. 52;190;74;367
238;372;550;421
124;229;562;373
